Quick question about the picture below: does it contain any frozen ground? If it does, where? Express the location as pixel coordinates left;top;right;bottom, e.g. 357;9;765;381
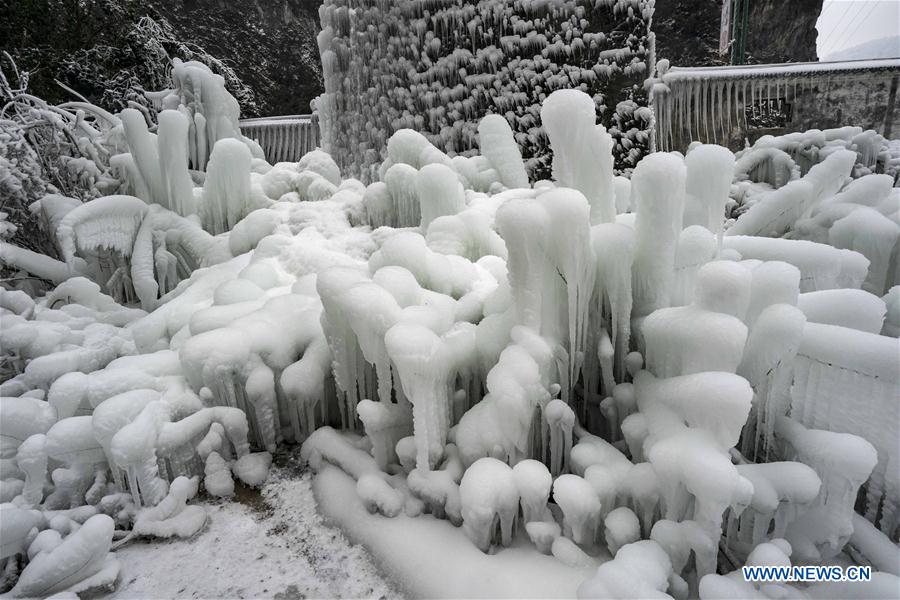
107;455;401;600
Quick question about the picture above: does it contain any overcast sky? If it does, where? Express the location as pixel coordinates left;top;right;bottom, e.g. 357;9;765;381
816;0;900;58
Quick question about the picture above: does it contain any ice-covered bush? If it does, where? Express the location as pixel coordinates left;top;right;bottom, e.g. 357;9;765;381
316;0;655;181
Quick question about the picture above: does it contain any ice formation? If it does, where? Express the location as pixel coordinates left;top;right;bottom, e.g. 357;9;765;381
2;52;899;599
315;0;655;180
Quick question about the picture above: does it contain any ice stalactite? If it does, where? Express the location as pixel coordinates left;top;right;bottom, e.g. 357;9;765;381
541;89;616;224
280;336;334;441
91;389;159;490
634;369;754;563
683;144;734;250
476;114;529;190
156;110;197;218
512;459;552;525
729;461;821;550
642;261;750;377
621;462;663;537
381;165;420;227
744;261;801;328
577;540;674;600
200;139;256;235
120;108;164;207
459;457;519;553
545;399;575;478
671;225;716;307
775;418;878;561
110;402;170;507
43;416;108;508
407;443;465;523
317;267;370;429
591;223;634;380
604;507;640;556
788;322;899;537
630;153;686;318
737;303;805;461
417;163;466;231
129;204;223;311
0;396;57;458
385;323;470;471
357;399;412;471
15;434;48;505
496;189;596;395
650;519;717;593
56;195;148;269
455;326;555;467
169;59;247;171
245;361;278;453
554;473;602;545
829;207;900;296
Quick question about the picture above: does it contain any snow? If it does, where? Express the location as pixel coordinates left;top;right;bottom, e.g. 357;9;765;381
631;152;686;316
541;90;616;224
109;466;399;599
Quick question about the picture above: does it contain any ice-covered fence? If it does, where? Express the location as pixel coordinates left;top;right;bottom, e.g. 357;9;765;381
240;115;320;164
789;322;900;538
651;59;900;152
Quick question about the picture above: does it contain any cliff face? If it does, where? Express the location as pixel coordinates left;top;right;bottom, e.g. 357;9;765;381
653;0;728;67
149;0;323;116
745;0;824;63
653;0;824;68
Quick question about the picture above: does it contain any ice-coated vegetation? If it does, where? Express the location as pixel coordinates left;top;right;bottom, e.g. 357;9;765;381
2;44;899;600
315;0;655;181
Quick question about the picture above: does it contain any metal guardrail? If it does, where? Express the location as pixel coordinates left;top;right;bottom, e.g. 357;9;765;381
240;114;320;164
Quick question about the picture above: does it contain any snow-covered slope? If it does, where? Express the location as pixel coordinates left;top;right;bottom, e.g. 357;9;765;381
824;35;900;62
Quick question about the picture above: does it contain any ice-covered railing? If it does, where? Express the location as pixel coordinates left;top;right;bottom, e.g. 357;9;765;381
649;58;900;154
789;323;900;539
240;115;320;164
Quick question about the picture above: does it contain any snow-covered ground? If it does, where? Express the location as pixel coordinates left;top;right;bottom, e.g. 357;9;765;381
110;456;400;599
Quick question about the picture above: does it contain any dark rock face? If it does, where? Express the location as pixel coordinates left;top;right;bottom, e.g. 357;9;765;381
653;0;729;67
653;0;824;68
147;0;323;116
745;0;824;64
